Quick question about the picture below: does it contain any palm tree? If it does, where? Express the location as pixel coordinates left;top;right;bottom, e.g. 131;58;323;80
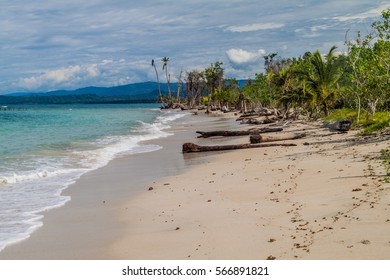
151;59;162;102
304;46;341;116
161;57;172;101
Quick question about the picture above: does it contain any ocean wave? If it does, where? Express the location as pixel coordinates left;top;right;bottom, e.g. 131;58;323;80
0;108;189;252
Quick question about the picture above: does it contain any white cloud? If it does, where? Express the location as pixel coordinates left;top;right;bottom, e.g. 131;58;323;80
227;22;285;32
101;59;113;65
19;65;83;90
19;63;106;91
310;25;330;32
332;3;390;22
86;64;100;77
226;48;266;66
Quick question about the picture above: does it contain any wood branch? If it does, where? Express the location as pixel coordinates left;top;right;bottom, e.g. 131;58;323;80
196;127;283;138
250;133;307;144
183;142;296;153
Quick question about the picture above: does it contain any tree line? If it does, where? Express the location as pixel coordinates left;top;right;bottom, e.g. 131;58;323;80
153;9;390;128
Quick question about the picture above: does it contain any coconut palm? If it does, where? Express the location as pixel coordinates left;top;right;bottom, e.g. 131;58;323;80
304;46;341;116
151;59;162;102
161;57;172;101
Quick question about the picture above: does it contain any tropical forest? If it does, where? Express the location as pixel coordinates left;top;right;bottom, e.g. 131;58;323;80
156;9;390;135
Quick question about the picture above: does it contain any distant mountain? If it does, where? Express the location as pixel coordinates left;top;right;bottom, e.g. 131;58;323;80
1;80;248;105
5;82;178;97
0;82;176;104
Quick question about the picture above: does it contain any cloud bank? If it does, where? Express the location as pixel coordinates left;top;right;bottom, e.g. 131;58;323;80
0;0;388;93
227;22;285;32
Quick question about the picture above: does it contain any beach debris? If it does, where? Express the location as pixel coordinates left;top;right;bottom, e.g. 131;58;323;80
352;188;362;192
148;187;154;191
323;119;352;132
361;240;371;245
266;255;276;260
196;127;282;138
175;227;180;231
243;117;279;125
249;133;306;144
236;108;281;121
268;238;276;243
182;142;296;153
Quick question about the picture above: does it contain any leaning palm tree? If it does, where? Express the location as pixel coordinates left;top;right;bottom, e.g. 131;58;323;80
304;46;341;116
151;59;162;102
161;57;172;101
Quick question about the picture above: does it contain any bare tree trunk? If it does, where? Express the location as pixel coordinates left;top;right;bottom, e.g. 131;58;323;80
176;69;183;103
152;60;162;102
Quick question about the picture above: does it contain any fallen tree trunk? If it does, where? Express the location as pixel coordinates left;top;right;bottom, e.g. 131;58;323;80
246;118;278;125
183;142;296;153
196;127;283;138
250;133;307;144
236;112;260;121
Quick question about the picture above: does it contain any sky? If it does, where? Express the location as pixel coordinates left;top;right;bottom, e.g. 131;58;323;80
0;0;389;94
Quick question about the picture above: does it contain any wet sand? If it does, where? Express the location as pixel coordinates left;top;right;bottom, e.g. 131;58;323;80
0;112;240;259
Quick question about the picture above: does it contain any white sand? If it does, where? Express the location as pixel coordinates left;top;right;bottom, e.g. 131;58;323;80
110;120;390;259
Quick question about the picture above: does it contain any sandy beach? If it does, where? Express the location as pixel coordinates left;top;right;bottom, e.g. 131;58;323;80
109;114;390;260
1;112;390;260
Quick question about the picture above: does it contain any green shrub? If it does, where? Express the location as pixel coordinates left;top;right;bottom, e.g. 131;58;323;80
363;112;390;135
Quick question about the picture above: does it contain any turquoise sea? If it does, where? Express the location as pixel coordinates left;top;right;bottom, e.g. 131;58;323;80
0;104;188;251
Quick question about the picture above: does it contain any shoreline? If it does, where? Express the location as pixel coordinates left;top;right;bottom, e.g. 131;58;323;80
0;111;240;259
1;111;390;259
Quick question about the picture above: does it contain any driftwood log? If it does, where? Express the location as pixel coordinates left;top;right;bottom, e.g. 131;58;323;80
250;133;307;144
236;108;280;121
243;118;278;125
236;112;259;121
183;142;297;153
196;127;283;138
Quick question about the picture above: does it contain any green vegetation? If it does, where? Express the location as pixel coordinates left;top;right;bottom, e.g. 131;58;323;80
326;109;390;134
380;149;390;179
363;112;390;134
168;8;390;134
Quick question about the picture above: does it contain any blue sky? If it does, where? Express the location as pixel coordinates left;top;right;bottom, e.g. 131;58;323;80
0;0;389;94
